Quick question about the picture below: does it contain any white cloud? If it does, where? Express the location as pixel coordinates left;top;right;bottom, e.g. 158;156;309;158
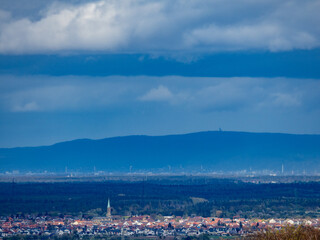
12;101;40;112
185;24;317;51
139;85;173;102
0;0;319;53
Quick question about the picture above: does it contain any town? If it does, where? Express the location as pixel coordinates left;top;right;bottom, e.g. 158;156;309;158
1;202;319;239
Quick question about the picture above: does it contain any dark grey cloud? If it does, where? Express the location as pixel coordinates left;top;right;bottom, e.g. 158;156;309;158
0;0;319;54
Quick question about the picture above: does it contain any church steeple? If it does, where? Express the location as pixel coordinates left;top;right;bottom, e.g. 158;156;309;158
106;198;111;219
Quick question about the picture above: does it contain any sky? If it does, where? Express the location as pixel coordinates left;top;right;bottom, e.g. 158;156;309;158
0;0;320;147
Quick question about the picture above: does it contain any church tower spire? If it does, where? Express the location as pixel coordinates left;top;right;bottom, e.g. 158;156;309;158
106;198;111;219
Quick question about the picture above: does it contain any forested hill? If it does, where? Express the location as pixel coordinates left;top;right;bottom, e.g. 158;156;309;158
0;131;319;173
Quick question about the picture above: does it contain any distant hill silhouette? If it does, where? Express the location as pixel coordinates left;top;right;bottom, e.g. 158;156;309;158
0;131;319;173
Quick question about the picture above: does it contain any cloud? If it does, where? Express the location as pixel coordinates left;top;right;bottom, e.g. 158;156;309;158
139;85;173;102
1;76;319;114
272;93;301;107
0;76;137;112
190;80;253;111
0;0;319;54
12;101;40;112
185;24;317;52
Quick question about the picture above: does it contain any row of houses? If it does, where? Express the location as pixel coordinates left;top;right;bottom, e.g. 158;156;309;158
0;215;319;238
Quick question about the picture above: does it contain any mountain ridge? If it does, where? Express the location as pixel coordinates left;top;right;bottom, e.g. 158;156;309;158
4;130;319;149
1;131;319;173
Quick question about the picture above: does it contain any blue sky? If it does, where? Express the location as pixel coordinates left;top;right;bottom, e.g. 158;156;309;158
0;0;320;147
